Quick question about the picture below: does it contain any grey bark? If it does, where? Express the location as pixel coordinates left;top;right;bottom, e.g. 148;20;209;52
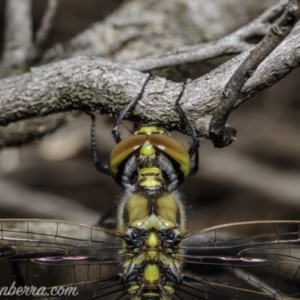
0;0;34;77
209;0;299;147
0;14;299;140
0;0;298;147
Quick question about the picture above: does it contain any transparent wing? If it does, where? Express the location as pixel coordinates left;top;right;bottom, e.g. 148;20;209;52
2;220;300;300
0;219;127;300
173;221;300;300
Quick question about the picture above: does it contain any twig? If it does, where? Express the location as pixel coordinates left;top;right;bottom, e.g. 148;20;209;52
41;1;275;64
125;0;289;71
209;0;300;148
35;0;59;50
0;0;34;78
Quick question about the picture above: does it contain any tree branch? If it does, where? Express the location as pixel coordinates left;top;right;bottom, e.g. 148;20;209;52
0;12;299;144
0;0;34;78
0;111;78;148
35;0;59;51
0;0;281;147
124;0;289;71
209;0;300;147
41;0;276;64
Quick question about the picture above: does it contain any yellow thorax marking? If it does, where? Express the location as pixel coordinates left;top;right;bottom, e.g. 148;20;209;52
155;194;179;225
139;178;162;188
126;194;149;227
126;193;179;230
138;166;163;188
139;167;161;175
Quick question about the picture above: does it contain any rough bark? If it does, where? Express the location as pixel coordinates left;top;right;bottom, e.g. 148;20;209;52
209;0;300;147
0;18;299;140
0;0;34;77
0;0;287;147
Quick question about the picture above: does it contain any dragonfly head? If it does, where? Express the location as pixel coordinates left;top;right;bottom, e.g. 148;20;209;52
109;125;191;194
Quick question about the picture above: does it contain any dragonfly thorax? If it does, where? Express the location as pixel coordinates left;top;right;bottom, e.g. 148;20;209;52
118;189;185;299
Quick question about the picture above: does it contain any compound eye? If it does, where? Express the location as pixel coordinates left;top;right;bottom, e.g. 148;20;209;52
149;135;190;178
109;135;147;178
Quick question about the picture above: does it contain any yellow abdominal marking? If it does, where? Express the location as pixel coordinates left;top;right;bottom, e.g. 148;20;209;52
144;264;160;283
148;231;159;247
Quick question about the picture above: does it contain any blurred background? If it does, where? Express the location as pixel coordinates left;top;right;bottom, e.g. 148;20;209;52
0;0;299;231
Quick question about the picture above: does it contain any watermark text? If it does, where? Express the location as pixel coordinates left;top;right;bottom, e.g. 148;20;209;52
0;282;78;297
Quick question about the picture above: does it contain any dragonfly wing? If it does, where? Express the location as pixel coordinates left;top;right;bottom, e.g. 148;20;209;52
0;219;127;300
175;221;300;300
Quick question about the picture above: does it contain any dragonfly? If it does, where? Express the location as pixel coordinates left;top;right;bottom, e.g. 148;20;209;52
0;75;300;300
